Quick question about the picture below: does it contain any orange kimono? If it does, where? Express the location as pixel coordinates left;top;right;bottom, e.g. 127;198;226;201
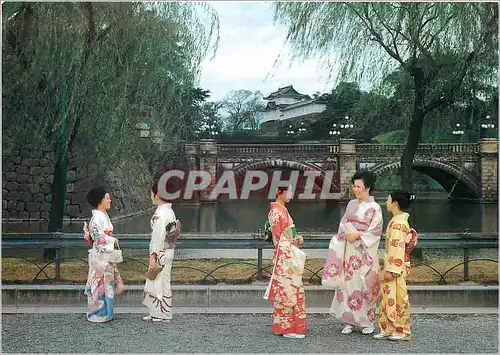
264;202;307;335
378;212;417;340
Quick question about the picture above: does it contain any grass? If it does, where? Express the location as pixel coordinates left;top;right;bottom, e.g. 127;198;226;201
1;257;498;285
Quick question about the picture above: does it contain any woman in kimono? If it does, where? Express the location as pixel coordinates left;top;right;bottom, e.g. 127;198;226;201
264;185;307;339
374;190;417;341
322;170;383;335
142;179;181;322
83;187;124;323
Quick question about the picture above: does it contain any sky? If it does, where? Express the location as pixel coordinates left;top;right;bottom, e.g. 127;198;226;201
198;1;338;102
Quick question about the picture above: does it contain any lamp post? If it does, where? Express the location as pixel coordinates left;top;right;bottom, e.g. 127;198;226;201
480;115;495;138
298;121;307;136
286;124;295;136
452;123;465;140
208;124;219;138
329;123;341;140
340;115;355;138
135;122;164;144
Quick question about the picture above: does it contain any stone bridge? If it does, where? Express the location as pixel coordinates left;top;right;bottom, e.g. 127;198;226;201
184;138;498;202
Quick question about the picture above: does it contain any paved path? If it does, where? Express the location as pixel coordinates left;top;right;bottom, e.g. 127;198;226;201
2;313;497;353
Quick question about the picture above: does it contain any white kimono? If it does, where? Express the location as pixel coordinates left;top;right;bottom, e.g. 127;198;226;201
142;203;177;320
84;209;123;322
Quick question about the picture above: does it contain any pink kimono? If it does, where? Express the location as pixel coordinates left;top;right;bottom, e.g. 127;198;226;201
264;202;307;335
322;196;383;327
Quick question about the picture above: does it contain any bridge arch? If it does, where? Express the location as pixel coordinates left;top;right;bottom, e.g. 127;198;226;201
368;159;480;198
233;159;324;176
230;159;340;194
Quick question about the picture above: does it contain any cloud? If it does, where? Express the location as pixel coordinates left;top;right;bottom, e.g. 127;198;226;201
199;1;337;101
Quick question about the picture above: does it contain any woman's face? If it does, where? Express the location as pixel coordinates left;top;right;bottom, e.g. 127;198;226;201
386;194;399;213
99;193;112;211
277;188;293;204
352;179;369;200
385;194;393;212
150;190;159;206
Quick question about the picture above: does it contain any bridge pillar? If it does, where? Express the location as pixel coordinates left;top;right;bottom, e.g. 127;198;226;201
198;203;217;233
339;139;357;200
479;138;498;202
199;139;218;202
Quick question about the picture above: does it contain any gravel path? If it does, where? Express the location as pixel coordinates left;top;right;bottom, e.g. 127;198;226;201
2;313;497;353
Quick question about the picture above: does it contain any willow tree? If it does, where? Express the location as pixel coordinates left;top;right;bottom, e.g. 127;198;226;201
2;2;219;235
273;2;498;191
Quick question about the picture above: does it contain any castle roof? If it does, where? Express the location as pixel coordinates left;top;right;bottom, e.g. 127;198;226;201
263;85;309;100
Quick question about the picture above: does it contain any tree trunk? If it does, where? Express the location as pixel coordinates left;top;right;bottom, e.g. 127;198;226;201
45;155;68;261
45;38;70;262
47;157;68;233
400;67;427;192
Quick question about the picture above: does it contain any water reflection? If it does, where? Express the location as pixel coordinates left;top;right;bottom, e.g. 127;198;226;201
2;198;498;234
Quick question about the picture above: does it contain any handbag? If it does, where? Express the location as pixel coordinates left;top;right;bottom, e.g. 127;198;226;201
145;267;162;280
109;242;123;263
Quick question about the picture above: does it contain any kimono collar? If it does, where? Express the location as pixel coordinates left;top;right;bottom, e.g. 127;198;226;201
392;212;409;222
358;195;375;204
91;209;108;218
156;202;172;211
270;201;288;212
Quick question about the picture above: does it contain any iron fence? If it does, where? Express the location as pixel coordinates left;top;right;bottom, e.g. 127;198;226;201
2;230;498;284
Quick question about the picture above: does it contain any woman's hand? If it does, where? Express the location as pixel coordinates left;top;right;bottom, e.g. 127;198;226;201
346;233;360;243
384;271;394;282
149;254;159;271
297;235;304;245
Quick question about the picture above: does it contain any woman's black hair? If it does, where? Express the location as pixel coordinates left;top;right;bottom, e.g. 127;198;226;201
87;187;108;208
390;190;416;211
351;170;377;195
150;171;170;203
277;186;288;195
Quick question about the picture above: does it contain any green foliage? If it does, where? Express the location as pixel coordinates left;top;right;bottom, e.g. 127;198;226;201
2;2;219;166
273;2;498;190
309;82;390;142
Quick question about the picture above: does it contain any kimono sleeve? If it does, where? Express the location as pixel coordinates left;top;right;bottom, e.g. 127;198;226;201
359;204;383;248
150;216;167;257
268;208;285;247
90;214;114;253
384;224;406;275
338;199;356;235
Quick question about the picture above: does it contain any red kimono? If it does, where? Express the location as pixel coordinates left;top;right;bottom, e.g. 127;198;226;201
264;202;307;335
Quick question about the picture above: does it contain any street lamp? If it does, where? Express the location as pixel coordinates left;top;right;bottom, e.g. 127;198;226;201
481;115;495;130
286;124;295;136
135;122;164;144
341;116;355;137
329;123;341;139
208;124;219;137
298;122;307;134
452;123;465;136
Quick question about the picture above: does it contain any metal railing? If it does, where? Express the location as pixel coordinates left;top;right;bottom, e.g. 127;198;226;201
356;143;479;156
216;143;480;158
2;230;498;284
217;143;340;158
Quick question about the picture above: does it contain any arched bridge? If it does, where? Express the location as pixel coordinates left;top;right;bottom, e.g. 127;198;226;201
185;139;498;201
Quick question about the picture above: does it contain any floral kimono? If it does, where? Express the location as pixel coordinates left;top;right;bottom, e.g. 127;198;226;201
84;209;124;323
378;212;417;340
263;202;307;335
322;196;383;328
142;203;179;320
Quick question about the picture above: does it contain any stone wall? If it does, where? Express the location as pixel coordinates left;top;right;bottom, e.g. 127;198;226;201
3;146;152;221
338;139;356;200
479;139;499;202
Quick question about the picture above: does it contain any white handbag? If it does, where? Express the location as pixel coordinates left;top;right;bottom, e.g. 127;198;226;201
109;243;123;263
